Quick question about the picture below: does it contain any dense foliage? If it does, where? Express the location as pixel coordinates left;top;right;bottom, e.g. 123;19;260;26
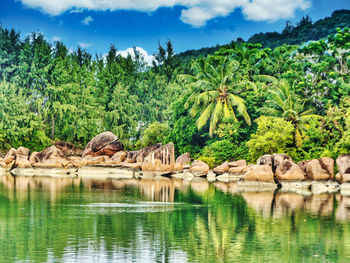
0;12;349;163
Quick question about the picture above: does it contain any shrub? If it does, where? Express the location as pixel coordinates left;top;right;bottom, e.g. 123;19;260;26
199;140;236;167
137;122;171;148
247;116;295;162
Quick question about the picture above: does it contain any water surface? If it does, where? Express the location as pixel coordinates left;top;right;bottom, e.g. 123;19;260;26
0;174;349;262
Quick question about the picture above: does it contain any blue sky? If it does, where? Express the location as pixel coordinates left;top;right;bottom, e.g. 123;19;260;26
0;0;349;59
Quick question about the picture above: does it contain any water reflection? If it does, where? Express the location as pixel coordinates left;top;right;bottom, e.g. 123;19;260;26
1;173;350;262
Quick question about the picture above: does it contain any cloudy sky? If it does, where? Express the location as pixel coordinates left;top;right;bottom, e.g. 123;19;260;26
0;0;349;59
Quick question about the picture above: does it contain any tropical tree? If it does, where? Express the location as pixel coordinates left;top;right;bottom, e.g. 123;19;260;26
260;80;322;147
178;56;251;136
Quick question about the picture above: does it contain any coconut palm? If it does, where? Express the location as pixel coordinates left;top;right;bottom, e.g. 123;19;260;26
178;56;251;136
260;80;322;147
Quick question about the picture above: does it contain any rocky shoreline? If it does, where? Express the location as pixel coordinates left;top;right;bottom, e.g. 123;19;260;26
1;131;349;194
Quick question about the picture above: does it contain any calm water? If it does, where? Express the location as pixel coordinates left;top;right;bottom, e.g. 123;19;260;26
0;174;350;263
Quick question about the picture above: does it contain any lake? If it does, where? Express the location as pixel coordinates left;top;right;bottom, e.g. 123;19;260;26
0;174;349;262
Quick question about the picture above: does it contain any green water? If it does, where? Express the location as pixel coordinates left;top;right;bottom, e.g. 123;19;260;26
0;174;349;262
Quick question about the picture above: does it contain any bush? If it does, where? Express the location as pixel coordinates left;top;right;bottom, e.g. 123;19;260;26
247;117;295;162
199;140;236;167
137;122;171;148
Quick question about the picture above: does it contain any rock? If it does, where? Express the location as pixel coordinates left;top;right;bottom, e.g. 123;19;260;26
83;155;110;166
69;157;88;168
189;160;209;177
29;152;39;165
125;151;138;163
256;154;273;166
213;162;230;175
15;147;31;168
299;157;334;180
241;165;274;183
257;153;292;171
228;160;247;167
173;162;183;173
273;153;292;170
136;143;162;162
55;141;83;156
141;143;175;175
32;146;71;168
82;131;124;158
3;148;16;165
120;162;141;170
229;166;249;175
176;153;191;165
206;171;216;182
336;154;350;182
275;160;305;181
110;151;127;164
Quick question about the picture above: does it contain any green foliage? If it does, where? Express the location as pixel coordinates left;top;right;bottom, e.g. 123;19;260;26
199;140;236;167
0;17;348;162
137;122;171;148
247;117;295;162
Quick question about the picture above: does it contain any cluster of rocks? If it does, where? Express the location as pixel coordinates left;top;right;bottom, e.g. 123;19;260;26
0;131;349;193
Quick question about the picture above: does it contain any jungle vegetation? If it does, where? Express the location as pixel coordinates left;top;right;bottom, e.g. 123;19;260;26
0;11;349;165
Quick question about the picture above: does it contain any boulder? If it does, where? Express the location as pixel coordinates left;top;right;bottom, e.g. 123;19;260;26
29;152;39;165
3;148;16;165
229;166;249;175
273;153;292;170
125;151;138;163
176;153;191;165
136;143;162;162
256;153;292;171
174;162;183;173
213;162;230;175
14;147;31;168
241;165;274;183
189;160;209;177
336;154;350;182
82;132;124;158
299;157;334;180
69;157;88;168
141;143;175;175
256;154;273;166
110;151;127;164
32;146;71;168
275;160;305;181
55;141;83;156
83;155;110;166
228;160;247;167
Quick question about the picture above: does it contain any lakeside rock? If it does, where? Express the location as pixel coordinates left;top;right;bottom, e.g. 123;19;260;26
298;157;334;180
32;146;71;168
275;159;305;181
176;153;191;166
241;165;275;183
336;154;350;182
14;147;31;168
189;160;209;176
141;143;175;176
213;162;230;175
82;132;124;158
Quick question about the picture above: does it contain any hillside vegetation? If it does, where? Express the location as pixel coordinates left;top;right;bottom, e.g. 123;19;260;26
0;11;349;164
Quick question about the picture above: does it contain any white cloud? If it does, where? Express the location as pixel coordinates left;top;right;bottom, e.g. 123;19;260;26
116;47;155;66
52;36;61;42
19;0;311;27
78;42;91;48
242;0;311;21
81;15;93;25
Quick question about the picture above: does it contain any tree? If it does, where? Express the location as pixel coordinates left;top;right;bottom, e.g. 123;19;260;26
260;80;322;147
178;56;251;136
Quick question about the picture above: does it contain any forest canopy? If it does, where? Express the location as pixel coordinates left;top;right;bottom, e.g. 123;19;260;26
0;11;349;165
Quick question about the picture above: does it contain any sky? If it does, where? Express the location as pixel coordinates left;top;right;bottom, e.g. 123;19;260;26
0;0;349;61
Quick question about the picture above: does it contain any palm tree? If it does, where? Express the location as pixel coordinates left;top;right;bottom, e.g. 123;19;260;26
260;80;322;147
178;56;251;137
